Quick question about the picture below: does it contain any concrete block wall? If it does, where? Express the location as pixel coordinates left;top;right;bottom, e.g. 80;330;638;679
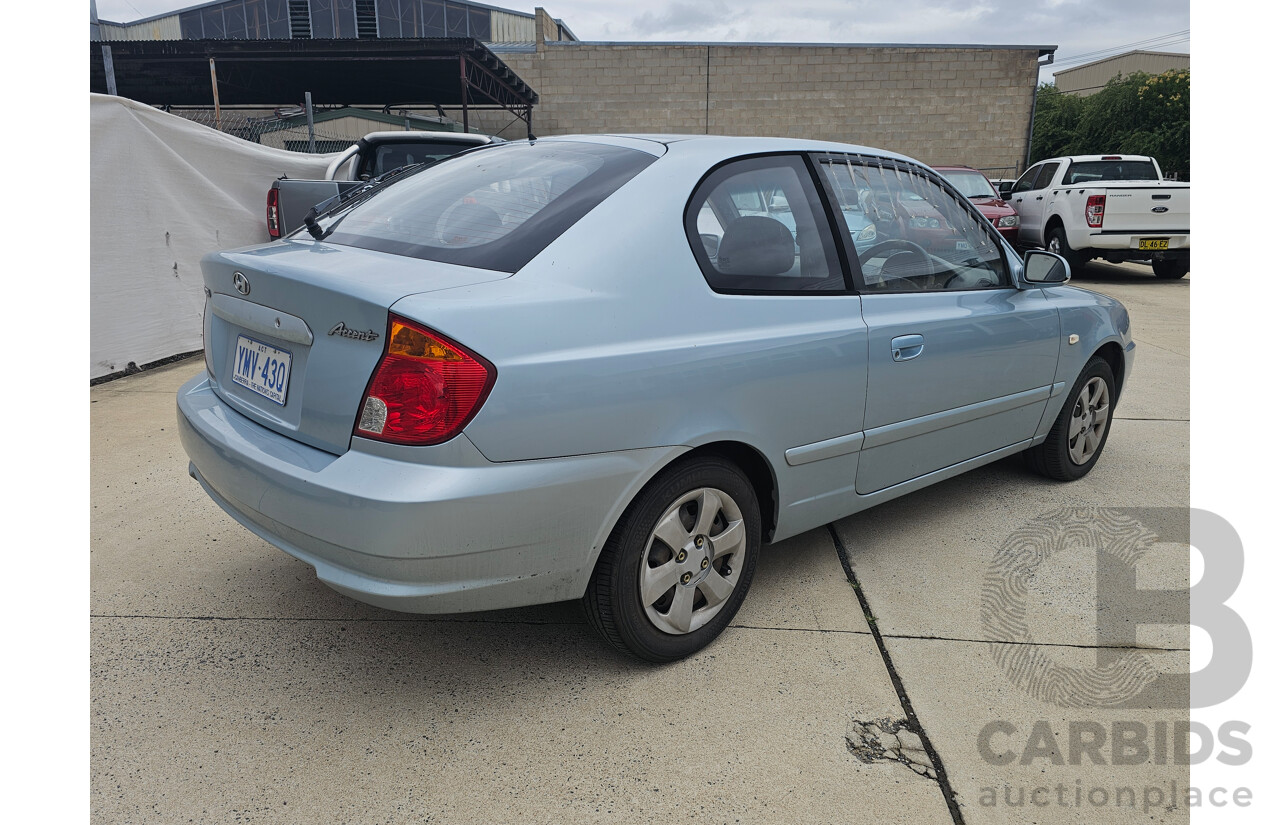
494;41;1041;176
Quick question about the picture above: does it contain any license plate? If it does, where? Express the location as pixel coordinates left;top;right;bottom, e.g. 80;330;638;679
1139;238;1170;251
231;335;292;406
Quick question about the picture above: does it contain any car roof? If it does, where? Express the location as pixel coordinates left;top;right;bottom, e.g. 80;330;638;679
1042;154;1155;163
534;133;923;165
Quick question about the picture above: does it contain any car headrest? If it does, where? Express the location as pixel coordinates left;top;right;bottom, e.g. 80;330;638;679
442;202;503;245
716;216;795;277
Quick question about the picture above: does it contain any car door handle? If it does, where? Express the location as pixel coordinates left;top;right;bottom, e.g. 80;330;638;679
1035;195;1043;200
891;334;925;362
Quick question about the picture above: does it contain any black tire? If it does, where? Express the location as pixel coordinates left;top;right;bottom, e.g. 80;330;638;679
1024;356;1116;481
1152;258;1190;279
583;456;761;663
1045;226;1088;275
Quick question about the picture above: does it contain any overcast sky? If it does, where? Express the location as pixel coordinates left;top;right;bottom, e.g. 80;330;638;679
93;0;1189;85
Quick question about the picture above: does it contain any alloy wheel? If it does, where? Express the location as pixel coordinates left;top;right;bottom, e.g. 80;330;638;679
1068;376;1110;465
639;487;746;635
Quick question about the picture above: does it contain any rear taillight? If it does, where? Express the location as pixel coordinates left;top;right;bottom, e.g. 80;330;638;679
1085;194;1106;228
355;315;495;446
266;187;280;239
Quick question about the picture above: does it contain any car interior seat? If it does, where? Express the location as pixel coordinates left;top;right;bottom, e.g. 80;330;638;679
715;216;796;281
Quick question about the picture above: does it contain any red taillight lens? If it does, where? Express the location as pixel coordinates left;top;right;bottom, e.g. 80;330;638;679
1085;194;1106;228
266;187;280;239
354;316;495;446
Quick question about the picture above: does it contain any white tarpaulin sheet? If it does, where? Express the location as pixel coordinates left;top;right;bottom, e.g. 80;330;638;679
90;94;339;379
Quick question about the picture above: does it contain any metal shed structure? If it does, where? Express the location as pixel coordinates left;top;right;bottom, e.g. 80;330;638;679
1053;49;1190;96
90;37;538;135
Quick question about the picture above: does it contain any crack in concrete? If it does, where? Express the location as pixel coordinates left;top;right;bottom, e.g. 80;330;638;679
845;717;937;780
828;525;968;825
880;631;1188;652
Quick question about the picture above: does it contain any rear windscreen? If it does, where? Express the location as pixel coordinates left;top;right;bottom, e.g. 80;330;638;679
938;169;997;199
1062;160;1160;185
362;142;476;177
323;141;656;273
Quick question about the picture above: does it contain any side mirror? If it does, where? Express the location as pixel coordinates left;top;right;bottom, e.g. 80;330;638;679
1023;250;1070;284
997;181;1014;199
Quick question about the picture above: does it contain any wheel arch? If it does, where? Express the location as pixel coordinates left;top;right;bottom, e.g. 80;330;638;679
1043;214;1065;247
681;441;779;543
576;439;780;600
1092;340;1126;402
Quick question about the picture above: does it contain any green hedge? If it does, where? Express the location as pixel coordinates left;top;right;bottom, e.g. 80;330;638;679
1031;69;1190;180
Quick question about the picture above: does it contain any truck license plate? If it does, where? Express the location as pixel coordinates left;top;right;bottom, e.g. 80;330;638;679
1138;238;1170;251
232;335;292;406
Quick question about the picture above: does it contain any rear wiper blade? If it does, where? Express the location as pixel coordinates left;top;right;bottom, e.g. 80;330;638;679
303;162;426;240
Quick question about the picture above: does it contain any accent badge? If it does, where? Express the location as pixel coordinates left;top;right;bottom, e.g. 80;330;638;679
329;322;380;342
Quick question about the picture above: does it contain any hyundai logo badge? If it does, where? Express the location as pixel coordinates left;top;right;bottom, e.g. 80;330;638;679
232;271;250;295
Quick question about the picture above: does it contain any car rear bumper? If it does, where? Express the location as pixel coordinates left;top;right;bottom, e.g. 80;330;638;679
1077;230;1190;254
177;373;681;614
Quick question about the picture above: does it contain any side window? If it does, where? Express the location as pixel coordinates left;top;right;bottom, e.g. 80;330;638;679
1033;162;1060;190
685;155;844;293
819;157;1008;293
1013;164;1042;194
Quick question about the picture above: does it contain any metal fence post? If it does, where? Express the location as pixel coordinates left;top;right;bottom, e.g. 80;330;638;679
101;45;118;97
305;92;316;153
209;58;221;132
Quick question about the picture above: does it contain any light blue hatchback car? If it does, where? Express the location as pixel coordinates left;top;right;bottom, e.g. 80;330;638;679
178;135;1135;662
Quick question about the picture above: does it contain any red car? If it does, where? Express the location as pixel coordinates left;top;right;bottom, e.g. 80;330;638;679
933;165;1020;244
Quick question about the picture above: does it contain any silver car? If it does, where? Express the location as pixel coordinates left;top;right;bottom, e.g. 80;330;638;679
178;135;1134;662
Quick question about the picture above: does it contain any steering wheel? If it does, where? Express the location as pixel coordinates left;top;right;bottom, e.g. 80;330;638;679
857;239;930;267
942;271;997;289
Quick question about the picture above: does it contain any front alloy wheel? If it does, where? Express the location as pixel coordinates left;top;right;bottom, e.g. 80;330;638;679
1024;355;1116;481
1067;377;1110;465
583;456;761;662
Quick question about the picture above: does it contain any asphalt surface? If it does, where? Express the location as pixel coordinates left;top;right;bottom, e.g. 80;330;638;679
91;262;1189;824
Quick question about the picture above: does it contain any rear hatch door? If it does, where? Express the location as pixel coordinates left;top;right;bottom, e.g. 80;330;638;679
201;239;508;455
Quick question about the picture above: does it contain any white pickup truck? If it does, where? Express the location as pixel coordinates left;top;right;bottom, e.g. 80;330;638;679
266;131;497;239
1008;154;1190;279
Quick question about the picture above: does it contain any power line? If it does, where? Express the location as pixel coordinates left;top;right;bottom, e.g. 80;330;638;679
1055;37;1190;67
1053;30;1190;68
1056;29;1190;62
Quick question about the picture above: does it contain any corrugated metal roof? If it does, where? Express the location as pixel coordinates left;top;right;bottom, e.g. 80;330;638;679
1054;49;1190;78
486;42;537;53
100;0;539;28
91;37;537;107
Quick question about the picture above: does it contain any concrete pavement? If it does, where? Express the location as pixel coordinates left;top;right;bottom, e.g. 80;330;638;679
91;263;1189;823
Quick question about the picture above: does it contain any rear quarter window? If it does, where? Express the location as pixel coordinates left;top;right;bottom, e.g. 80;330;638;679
324;141;655;273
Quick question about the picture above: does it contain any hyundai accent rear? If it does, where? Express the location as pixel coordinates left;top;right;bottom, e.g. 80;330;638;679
180;135;1135;662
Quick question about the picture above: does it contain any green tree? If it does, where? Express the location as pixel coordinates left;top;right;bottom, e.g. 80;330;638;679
1031;69;1190;180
